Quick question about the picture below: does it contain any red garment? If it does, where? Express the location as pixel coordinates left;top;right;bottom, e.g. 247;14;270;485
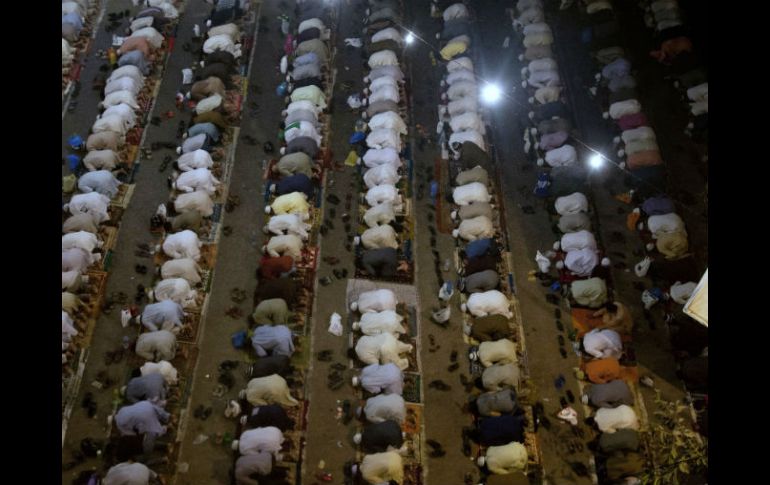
617;113;648;131
258;256;294;280
584;358;621;384
650;37;693;64
627;150;663;170
284;34;294;56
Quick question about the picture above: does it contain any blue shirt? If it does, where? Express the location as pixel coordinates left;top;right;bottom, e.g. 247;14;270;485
275;173;314;198
642;196;674;216
187;122;221;143
478;414;525;446
465;238;495;259
62;13;83;31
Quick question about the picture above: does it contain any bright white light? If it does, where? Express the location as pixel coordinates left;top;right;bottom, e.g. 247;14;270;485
589;153;604;169
405;32;415;44
481;83;502;104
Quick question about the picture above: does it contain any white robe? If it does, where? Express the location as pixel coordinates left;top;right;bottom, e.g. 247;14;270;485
477;339;517;367
365;184;403;211
366;128;402;151
101;90;140;110
368;111;407;135
66;193;111;223
351;289;397;313
359;224;399;250
161;258;202;285
595;405;640;433
105;77;142;97
152;278;198;308
173;168;220;195
265;214;311;239
162;230;202;261
555;192;588;216
264;234;303;260
243;375;299;407
463;290;513;318
455;215;495;241
560;230;597;252
453;182;492;206
174;191;214;217
368;50;399;68
363;393;406;423
177;150;214;171
583;328;623;359
362;148;402;169
353;310;407;336
363;164;400;189
363;202;396;228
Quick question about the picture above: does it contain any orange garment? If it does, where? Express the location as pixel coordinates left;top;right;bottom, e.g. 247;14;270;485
650;37;692;64
118;37;153;58
626;211;640;231
627;150;663;170
584;358;621;384
258;256;295;280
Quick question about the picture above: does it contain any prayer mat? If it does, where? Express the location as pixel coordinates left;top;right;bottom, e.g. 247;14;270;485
403;464;424;485
111;183;136;209
176;310;201;344
85;269;108;317
403;372;422;404
403;403;422;436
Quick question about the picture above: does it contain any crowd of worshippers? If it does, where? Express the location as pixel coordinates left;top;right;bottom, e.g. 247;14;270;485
66;2;256;484
63;0;184;376
343;288;414;484
62;1;101;75
432;3;534;482
330;1;415;281
227;2;336;483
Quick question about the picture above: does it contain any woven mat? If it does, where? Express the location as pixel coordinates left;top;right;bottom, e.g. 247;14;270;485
111;183;136;209
403;372;422;404
176;310;201;344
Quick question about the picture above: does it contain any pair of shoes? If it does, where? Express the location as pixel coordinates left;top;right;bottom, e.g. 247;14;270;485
426;439;446;457
135;264;147;274
447;362;459;372
428;380;451;391
316;350;333;362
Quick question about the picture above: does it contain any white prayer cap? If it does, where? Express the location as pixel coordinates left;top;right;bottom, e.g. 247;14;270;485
632;208;640;214
262;225;271;234
280;147;286;155
206;20;212;27
176;147;182;154
553;241;561;251
537;158;545;166
350;302;359;311
352;321;361;330
238;389;247;399
477;456;486;467
240;415;248;426
351;376;360;387
261;245;268;254
601;257;611;267
353;433;362;444
450;210;458;220
555;261;565;269
270;184;276;193
264;206;273;214
452;229;460;238
460;303;468;312
230;439;239;450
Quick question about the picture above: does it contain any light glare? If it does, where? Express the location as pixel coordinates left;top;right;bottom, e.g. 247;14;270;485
481;83;502;104
589;153;604;169
405;32;415;44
